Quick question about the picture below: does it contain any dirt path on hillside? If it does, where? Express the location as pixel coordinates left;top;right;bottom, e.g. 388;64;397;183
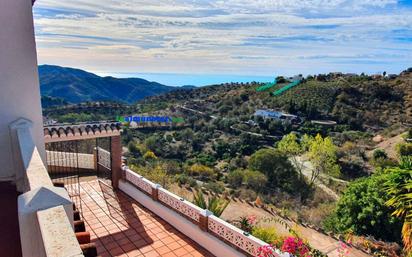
293;156;343;200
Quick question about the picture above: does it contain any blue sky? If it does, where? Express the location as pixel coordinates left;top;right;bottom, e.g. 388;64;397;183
33;0;412;86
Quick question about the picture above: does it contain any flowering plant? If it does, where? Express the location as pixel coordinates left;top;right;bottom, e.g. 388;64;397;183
257;244;291;257
257;244;278;257
337;241;351;257
281;236;311;257
238;215;257;233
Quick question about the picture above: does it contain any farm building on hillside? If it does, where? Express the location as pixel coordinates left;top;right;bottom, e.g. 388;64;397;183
254;109;299;122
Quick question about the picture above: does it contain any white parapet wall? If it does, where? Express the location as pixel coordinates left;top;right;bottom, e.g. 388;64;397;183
119;179;248;257
12;118;84;257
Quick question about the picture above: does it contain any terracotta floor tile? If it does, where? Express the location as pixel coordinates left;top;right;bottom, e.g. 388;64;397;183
121;242;136;252
183;245;196;253
134;239;149;248
160;237;175;245
160;252;177;257
144;250;160;257
155;245;171;255
173;247;190;257
113;233;127;241
139;245;154;254
151;240;164;249
109;247;125;256
105;241;120;251
118;237;132;246
128;234;144;242
168;242;182;251
127;249;144;257
75;180;214;257
100;252;112;257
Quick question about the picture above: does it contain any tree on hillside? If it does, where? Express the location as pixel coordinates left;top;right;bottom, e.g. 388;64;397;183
277;133;305;180
300;134;314;152
127;141;141;157
307;134;340;185
248;149;304;194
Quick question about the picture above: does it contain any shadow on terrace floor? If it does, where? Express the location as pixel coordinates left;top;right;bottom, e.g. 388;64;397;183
79;180;213;257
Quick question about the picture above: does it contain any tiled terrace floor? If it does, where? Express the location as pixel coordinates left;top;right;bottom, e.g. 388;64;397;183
78;180;215;257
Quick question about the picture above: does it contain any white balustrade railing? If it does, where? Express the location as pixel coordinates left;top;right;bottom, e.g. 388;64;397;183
158;188;202;222
97;147;111;169
46;151;94;170
208;215;271;256
124;169;154;194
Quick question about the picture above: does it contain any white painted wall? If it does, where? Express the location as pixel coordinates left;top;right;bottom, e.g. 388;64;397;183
0;0;45;181
119;180;246;257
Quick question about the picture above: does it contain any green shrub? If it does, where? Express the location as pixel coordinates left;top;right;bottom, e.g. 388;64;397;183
238;188;257;202
127;141;141;157
163;160;182;175
192;191;228;217
243;170;267;190
176;174;189;186
373;149;388;160
204;182;225;194
195;153;216;166
188;164;216;181
324;173;402;242
130;164;170;188
227;169;244;187
143;150;157;160
407;129;412;139
251;226;281;244
398;156;412;169
188;177;198;188
396;143;412;157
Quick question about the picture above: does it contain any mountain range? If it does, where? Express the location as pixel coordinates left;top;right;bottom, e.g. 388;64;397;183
39;65;180;104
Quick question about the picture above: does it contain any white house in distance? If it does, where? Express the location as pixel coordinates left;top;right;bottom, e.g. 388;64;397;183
254;109;299;123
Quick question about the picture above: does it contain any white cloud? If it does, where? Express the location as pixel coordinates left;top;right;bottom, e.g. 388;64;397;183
33;0;412;77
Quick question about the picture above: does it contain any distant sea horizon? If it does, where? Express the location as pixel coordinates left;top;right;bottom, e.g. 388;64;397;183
95;72;276;87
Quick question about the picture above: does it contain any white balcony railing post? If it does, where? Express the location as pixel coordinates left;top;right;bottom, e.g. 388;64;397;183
199;209;213;232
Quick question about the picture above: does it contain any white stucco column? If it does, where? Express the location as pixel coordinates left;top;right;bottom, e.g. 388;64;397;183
0;0;45;181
